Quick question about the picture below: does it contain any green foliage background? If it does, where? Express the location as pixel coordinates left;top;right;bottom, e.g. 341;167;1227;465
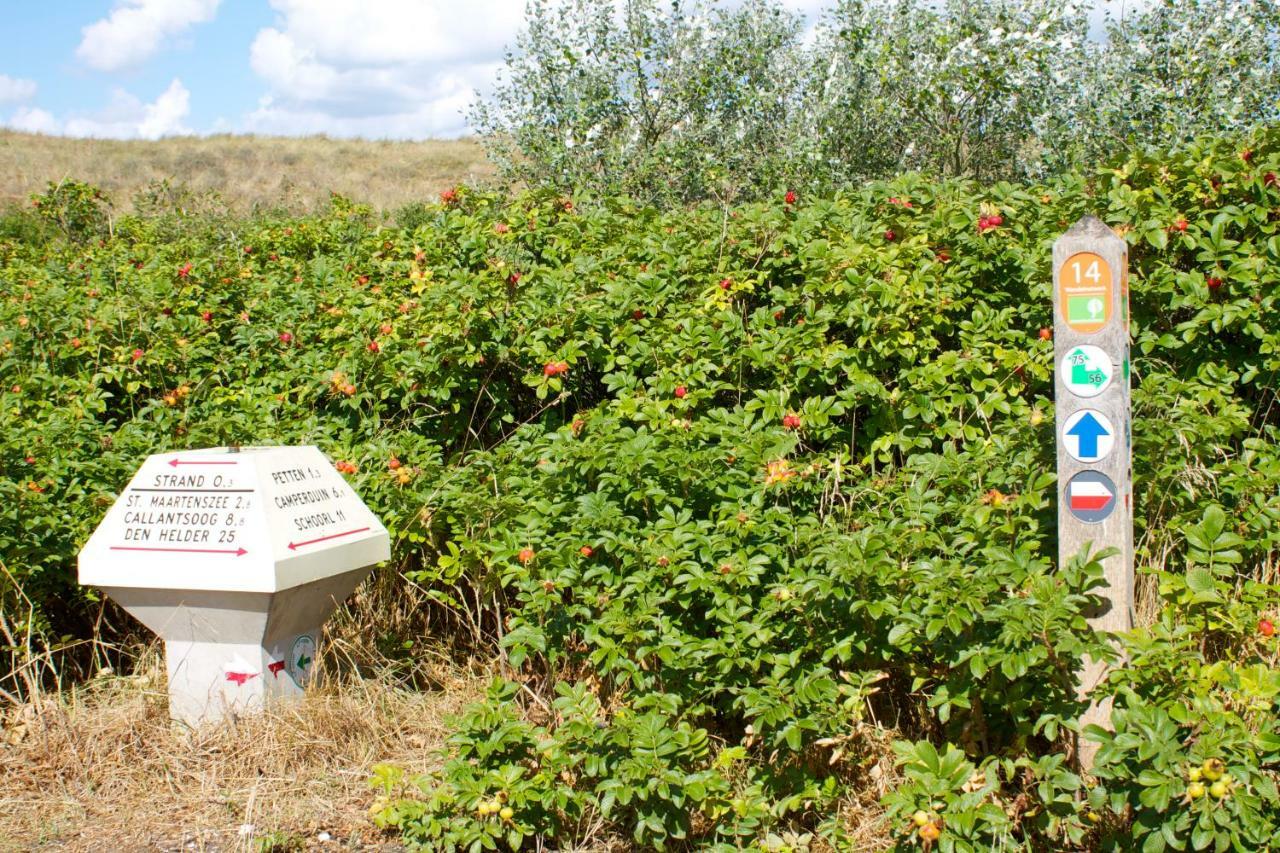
2;129;1279;848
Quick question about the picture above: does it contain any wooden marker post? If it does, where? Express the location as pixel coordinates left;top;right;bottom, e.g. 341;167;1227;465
1052;216;1133;769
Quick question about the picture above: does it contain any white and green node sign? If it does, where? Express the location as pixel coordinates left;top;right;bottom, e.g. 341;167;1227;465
1058;345;1113;398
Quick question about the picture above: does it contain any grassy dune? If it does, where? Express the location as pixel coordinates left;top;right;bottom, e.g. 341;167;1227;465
0;131;496;214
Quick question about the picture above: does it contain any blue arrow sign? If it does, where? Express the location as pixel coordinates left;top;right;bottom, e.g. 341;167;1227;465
1067;411;1109;458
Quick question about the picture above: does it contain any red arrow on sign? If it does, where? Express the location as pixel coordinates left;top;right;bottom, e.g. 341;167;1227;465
288;526;370;551
109;546;248;556
168;458;238;467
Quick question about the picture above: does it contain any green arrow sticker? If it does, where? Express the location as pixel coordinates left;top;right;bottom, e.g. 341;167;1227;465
1059;345;1113;398
289;633;317;685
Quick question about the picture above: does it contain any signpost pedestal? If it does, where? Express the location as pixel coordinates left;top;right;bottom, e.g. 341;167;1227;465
78;446;390;727
1052;217;1134;769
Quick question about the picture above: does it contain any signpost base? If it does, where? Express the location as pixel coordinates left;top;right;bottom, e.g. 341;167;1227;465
104;566;370;727
1075;655;1116;769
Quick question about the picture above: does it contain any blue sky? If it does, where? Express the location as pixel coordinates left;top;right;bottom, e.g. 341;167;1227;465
0;0;531;138
1;1;271;136
0;1;1122;140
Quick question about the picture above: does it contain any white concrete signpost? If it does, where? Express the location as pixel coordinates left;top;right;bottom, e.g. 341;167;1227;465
79;446;390;726
1052;217;1134;768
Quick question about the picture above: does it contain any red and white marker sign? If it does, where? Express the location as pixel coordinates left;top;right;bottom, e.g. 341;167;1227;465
223;655;261;686
1065;470;1118;523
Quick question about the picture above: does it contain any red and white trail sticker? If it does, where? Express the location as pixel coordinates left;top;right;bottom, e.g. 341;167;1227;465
1065;471;1117;523
223;655;261;686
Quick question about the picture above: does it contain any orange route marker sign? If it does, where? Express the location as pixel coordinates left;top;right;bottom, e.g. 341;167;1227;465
1058;251;1113;334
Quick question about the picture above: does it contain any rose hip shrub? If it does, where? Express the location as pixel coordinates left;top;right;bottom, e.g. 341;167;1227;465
4;130;1280;849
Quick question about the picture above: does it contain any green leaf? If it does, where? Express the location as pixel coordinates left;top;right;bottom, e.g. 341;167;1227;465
1184;568;1216;595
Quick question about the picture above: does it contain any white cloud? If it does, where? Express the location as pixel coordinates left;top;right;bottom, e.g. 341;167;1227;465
5;79;193;140
137;78;193;138
8;106;57;135
243;0;524;138
243;74;484;138
77;0;221;72
0;75;37;104
258;0;519;67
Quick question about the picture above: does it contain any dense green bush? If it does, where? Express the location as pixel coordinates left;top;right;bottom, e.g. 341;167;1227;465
25;179;111;244
3;130;1279;847
474;0;1280;203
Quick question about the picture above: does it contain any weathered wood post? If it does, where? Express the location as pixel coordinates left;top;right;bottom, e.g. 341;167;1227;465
1052;216;1133;769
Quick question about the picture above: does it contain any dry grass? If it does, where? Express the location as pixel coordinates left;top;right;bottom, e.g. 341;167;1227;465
0;566;494;852
0;652;486;852
0;131;497;214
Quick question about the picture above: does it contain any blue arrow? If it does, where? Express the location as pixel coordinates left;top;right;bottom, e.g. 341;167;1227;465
1067;412;1108;458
